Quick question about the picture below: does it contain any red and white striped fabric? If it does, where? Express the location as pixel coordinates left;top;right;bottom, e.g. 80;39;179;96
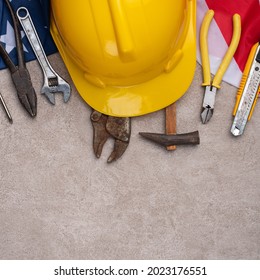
196;0;260;87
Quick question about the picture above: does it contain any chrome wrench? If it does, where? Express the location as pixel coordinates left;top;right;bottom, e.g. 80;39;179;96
17;7;71;105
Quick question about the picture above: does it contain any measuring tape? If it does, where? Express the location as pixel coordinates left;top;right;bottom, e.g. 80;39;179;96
231;42;260;136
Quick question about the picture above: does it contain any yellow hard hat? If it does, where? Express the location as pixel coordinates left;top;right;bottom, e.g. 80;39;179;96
50;0;196;117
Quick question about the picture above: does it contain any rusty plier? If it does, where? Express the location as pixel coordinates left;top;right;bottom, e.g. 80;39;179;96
0;0;37;117
91;110;131;163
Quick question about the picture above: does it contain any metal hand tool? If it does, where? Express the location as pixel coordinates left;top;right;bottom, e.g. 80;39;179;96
231;42;260;136
0;0;37;117
17;7;71;105
200;10;241;124
91;110;131;163
140;102;200;149
0;92;13;123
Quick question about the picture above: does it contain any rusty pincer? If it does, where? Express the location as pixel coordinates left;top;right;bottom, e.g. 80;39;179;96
91;110;131;163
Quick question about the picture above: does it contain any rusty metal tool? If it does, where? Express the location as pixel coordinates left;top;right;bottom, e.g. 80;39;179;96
0;92;13;123
139;102;200;149
91;110;131;163
17;7;71;105
200;10;241;124
231;42;260;136
0;0;37;117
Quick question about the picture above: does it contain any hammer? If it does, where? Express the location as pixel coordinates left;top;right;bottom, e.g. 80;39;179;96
139;102;200;149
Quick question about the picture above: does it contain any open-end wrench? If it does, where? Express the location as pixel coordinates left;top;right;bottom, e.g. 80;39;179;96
16;7;71;105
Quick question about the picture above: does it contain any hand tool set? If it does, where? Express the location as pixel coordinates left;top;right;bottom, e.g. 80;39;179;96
0;1;70;123
0;1;259;163
199;9;259;137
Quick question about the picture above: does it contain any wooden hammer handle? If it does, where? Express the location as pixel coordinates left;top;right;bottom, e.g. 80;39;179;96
165;102;177;151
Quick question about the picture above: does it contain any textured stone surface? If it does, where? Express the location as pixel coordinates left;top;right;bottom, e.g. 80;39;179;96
0;54;259;260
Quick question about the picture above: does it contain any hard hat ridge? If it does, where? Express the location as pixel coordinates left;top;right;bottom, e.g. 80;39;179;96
50;0;197;117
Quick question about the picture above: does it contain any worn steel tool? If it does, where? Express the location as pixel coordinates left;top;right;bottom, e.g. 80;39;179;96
140;102;200;149
17;7;71;105
0;92;13;123
200;10;241;124
91;111;131;163
231;42;260;136
0;0;37;117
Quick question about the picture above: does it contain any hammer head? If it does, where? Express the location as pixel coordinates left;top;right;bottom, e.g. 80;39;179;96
139;131;200;148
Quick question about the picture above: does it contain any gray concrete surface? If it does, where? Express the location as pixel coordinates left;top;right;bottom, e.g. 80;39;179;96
0;54;259;260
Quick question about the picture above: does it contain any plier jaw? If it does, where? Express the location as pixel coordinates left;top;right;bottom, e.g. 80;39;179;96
11;67;37;117
201;85;217;124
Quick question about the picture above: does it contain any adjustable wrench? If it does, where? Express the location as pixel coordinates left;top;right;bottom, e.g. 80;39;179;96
17;7;71;105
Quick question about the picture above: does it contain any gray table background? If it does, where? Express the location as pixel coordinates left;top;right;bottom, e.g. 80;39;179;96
0;54;259;259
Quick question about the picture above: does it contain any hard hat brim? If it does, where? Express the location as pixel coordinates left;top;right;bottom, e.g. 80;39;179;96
50;1;196;117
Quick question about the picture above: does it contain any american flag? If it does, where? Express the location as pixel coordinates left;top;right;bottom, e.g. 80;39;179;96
0;0;57;69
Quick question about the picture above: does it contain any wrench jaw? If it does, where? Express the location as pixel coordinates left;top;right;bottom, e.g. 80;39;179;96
41;79;71;105
91;110;131;163
57;82;71;103
41;85;55;105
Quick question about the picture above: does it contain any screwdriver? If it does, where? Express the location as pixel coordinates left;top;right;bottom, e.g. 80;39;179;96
0;92;13;123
